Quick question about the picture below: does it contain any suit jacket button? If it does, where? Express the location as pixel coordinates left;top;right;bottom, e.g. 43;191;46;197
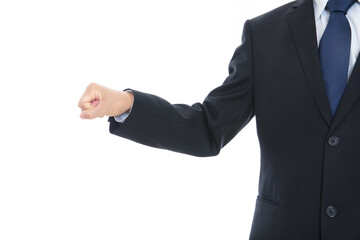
326;206;337;218
328;136;340;147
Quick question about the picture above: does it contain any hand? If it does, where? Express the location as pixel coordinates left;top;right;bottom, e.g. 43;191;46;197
78;83;134;120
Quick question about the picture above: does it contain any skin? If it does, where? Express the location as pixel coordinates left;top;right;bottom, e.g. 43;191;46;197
78;83;134;119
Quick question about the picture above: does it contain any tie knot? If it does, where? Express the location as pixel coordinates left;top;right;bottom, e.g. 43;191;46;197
326;0;356;13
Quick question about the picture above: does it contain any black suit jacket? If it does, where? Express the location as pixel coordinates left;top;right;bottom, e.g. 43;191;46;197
109;0;360;239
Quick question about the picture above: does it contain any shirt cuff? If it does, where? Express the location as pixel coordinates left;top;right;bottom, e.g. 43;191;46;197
114;112;129;123
113;90;134;123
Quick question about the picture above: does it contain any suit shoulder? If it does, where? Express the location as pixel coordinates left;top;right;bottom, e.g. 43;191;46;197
249;1;298;26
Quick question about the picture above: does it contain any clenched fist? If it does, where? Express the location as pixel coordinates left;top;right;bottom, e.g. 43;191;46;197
78;83;134;119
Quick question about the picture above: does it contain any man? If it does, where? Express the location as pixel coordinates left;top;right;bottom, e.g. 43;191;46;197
78;0;360;239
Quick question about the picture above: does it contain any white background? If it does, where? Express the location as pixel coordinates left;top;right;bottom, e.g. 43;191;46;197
1;0;290;239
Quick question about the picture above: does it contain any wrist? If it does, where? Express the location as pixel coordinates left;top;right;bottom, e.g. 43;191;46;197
122;91;134;113
111;90;134;117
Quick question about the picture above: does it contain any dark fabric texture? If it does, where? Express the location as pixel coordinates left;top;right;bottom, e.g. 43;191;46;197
108;0;360;239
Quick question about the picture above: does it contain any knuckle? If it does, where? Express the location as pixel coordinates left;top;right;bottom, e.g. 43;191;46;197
87;82;97;90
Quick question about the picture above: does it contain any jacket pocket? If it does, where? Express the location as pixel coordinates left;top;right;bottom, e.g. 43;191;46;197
256;195;280;206
249;195;280;240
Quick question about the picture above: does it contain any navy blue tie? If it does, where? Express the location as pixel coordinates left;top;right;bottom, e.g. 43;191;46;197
319;0;356;116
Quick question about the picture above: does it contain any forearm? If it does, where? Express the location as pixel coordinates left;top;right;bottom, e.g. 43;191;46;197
108;90;221;157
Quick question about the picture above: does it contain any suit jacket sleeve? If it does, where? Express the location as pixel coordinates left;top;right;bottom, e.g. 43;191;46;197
108;20;254;157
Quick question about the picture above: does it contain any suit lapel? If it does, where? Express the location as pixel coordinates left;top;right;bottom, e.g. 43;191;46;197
331;56;360;129
287;0;333;126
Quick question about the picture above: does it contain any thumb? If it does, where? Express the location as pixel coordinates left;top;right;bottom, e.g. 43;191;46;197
80;104;103;120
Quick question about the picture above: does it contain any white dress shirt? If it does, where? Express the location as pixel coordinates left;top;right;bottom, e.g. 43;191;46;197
115;0;360;123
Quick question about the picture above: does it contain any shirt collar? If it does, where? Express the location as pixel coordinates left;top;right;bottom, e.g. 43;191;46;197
313;0;360;20
313;0;328;20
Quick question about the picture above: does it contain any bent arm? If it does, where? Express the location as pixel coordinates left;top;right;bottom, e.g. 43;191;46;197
108;20;254;157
